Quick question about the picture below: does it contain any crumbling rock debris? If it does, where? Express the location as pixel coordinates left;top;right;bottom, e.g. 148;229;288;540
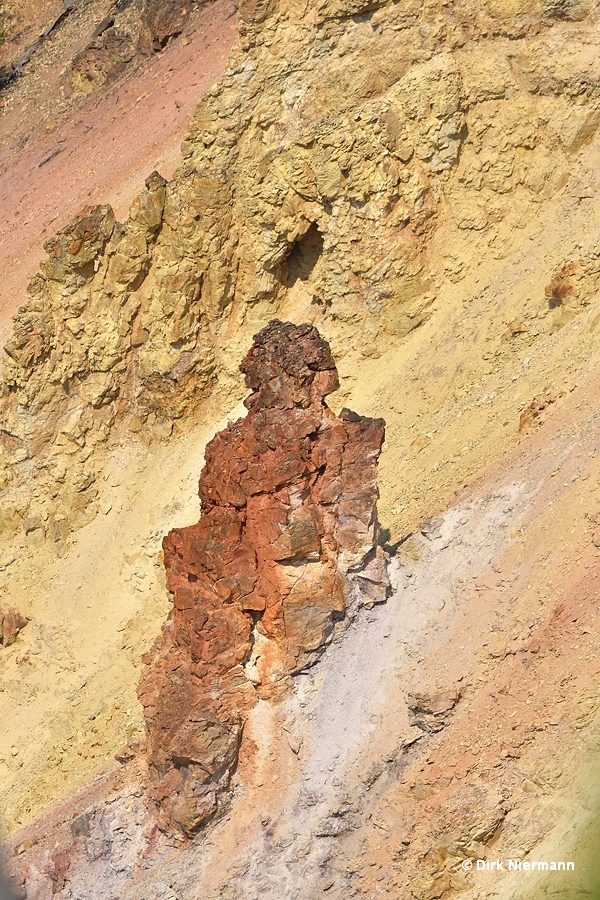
346;545;390;609
408;688;461;733
138;320;386;835
518;388;563;432
0;0;75;90
0;607;28;647
0;0;184;94
139;0;195;52
545;262;577;306
443;810;506;857
69;29;136;96
43;204;116;284
66;0;161;95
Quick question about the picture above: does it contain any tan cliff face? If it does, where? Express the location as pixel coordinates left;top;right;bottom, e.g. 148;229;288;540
0;0;600;896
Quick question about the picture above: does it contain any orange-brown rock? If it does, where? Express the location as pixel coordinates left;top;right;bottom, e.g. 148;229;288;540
0;606;28;647
138;320;386;835
518;388;563;432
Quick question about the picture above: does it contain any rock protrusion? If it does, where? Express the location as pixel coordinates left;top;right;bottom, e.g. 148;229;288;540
138;320;386;835
139;0;194;52
0;606;28;647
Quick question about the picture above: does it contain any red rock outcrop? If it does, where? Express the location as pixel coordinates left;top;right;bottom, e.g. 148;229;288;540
138;320;386;835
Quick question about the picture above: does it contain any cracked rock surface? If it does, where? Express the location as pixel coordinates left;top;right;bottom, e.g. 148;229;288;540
138;319;386;835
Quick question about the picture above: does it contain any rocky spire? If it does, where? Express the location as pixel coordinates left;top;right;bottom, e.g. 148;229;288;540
138;320;387;835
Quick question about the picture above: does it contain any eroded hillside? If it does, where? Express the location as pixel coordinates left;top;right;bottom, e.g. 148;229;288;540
0;0;236;353
1;0;600;896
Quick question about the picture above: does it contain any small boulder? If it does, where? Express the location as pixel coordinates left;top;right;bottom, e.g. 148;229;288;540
1;607;29;647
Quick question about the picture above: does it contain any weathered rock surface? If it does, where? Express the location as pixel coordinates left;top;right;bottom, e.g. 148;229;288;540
139;0;195;52
138;320;385;834
0;0;194;98
1;0;599;566
69;28;136;96
2;0;600;894
0;606;28;647
6;398;600;900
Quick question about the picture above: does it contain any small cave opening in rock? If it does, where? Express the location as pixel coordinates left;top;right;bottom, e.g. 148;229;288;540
277;223;324;288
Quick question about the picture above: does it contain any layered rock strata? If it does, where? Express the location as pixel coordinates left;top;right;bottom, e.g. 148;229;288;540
138;320;386;835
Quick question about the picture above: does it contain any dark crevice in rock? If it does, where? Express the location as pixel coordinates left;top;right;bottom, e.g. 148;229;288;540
275;224;324;289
